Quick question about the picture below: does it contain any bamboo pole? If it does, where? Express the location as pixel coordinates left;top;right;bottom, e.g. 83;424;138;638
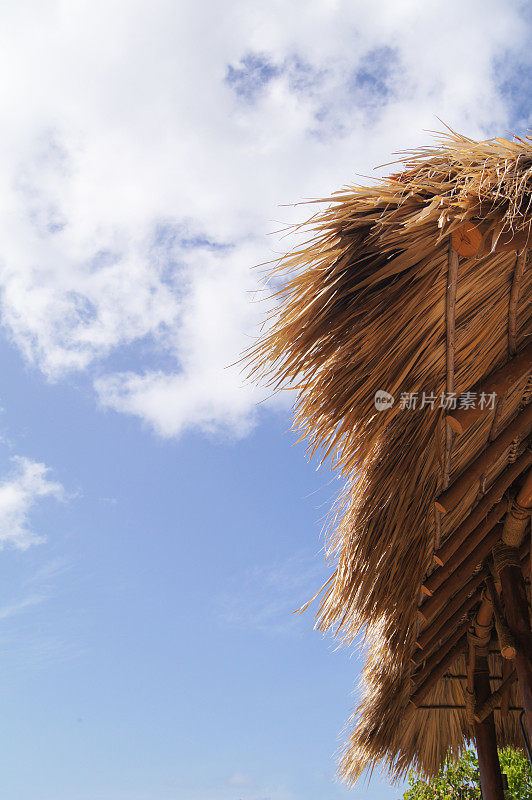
419;543;529;632
508;250;527;356
492;467;532;736
501;467;532;546
465;591;506;800
442;245;459;490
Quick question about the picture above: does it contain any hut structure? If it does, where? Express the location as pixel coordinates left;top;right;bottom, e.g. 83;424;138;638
250;131;532;800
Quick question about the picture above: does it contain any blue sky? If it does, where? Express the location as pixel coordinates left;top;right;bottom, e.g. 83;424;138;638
0;2;529;798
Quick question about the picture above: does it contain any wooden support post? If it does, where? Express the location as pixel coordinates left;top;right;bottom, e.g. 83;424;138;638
495;469;532;737
496;552;532;739
474;652;505;800
465;596;505;800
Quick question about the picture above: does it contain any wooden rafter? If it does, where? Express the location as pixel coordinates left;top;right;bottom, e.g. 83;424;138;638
419;543;529;635
411;617;472;690
420;524;503;621
497;554;532;738
423;500;507;596
435;407;532;514
415;582;482;655
446;341;532;436
410;632;468;707
434;449;532;566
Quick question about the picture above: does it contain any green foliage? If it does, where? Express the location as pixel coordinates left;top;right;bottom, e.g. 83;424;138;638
499;746;532;799
401;747;532;800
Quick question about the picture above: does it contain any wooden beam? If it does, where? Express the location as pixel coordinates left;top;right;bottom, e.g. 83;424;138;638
451;220;532;258
446;341;532;435
451;222;485;257
420;525;503;621
423;500;507;595
497;471;532;732
435;405;532;514
433;449;532;565
474;652;506;800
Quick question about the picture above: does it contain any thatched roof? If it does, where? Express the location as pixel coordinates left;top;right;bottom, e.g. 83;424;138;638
248;130;532;783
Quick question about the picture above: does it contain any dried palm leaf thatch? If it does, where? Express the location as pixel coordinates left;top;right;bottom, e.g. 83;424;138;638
247;130;532;783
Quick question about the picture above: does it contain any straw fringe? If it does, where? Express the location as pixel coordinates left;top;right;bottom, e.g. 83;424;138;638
246;131;532;782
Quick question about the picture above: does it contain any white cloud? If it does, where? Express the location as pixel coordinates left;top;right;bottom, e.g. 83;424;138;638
94;240;273;437
0;0;527;436
0;456;64;548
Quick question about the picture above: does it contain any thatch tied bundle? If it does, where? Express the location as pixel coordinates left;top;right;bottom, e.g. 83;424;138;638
248;131;532;785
